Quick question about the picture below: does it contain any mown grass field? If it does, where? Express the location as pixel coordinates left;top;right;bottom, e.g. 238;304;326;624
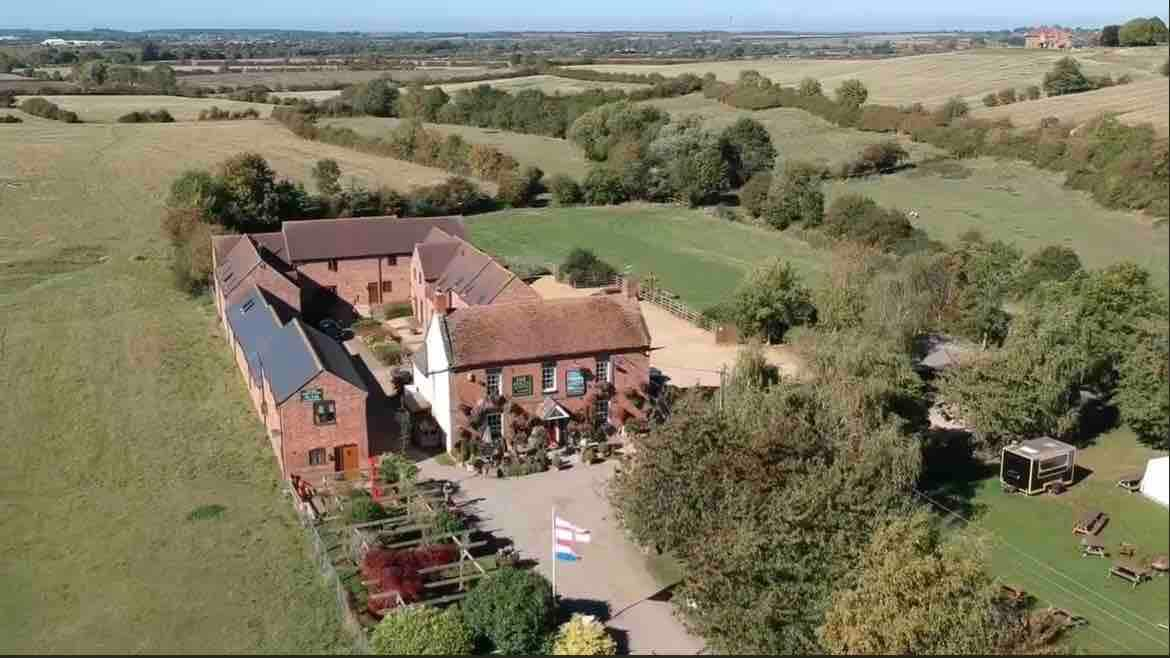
569;47;1169;106
467;204;828;308
14;94;274;123
0;119;349;650
828;158;1170;283
973;78;1169;134
324;116;592;179
933;429;1169;655
641;93;941;170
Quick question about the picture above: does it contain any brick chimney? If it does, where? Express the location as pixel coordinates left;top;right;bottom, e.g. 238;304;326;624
432;290;449;315
621;275;640;300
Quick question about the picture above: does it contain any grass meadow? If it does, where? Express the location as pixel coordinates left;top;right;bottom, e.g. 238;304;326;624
14;94;274;123
828;158;1170;283
184;65;495;89
568;47;1170;106
0;119;404;652
467;204;829;309
973;78;1169;134
932;429;1169;655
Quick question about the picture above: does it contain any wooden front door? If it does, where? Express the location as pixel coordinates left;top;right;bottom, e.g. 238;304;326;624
337;444;359;472
367;282;381;305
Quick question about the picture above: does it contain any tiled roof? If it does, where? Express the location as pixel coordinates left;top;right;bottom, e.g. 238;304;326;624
442;296;651;369
215;234;297;296
281;216;466;262
225;284;366;404
423;230;539;307
416;238;462;281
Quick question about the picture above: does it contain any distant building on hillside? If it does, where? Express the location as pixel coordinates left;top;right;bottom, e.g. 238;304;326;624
1025;27;1072;49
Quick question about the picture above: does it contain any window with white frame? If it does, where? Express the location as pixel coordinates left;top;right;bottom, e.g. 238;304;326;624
485;368;502;397
541;362;557;392
308;448;327;466
593;396;609;424
485;412;502;440
595;356;610;383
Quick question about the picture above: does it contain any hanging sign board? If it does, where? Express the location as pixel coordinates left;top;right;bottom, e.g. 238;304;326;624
300;388;323;402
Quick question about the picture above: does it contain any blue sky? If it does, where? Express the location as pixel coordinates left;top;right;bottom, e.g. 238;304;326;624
3;2;1167;32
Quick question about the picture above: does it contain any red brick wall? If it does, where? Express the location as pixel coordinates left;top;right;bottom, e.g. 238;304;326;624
296;254;410;311
447;350;650;441
277;371;369;479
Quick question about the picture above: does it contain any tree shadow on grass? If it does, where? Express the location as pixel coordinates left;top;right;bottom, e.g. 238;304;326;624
1068;397;1119;450
918;428;994;521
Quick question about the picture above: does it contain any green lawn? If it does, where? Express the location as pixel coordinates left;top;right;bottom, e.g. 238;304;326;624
467;205;829;309
0;121;347;652
936;430;1169;655
829;158;1170;284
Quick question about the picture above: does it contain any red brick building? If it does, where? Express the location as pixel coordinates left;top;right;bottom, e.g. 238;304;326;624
223;284;369;478
1026;27;1072;49
410;291;652;454
410;228;540;330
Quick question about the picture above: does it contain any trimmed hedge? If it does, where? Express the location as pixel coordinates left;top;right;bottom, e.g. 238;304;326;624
117;108;175;123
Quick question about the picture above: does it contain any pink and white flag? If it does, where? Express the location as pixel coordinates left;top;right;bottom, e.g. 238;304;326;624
555;516;592;544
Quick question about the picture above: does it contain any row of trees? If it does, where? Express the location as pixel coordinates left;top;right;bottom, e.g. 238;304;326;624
1100;17;1170;46
1040;56;1131;97
17;97;81;123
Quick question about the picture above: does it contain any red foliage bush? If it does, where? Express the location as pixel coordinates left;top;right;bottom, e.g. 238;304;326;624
362;544;459;614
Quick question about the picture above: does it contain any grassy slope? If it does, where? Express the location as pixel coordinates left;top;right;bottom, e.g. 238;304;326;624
0;120;349;652
568;47;1169;106
323;116;592;179
640;93;941;170
973;78;1170;134
427;74;649;96
467;205;828;309
184;66;493;89
828;158;1170;283
943;430;1169;655
15;95;274;123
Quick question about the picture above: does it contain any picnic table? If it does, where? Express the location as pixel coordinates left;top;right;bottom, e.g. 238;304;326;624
1081;538;1107;558
1109;560;1152;588
1073;510;1108;536
1151;555;1169;575
1116;472;1143;492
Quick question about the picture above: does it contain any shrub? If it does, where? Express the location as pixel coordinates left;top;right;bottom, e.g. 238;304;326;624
552;614;617;655
823;194;915;251
798;77;823;97
731;258;816;343
461;567;556;654
370;605;473;655
0;114;22;124
18;97;81;123
379;452;419;485
1043;57;1093;97
371;341;402;366
581;167;628;205
981;93;999;108
720;117;777;186
763;161;825;229
548;174;584;205
382;302;412;319
186;504;227;521
497;165;544;208
936;96;969;123
407;177;493;216
996;88;1017;105
561;248;617;286
1025;85;1042;101
835;79;869;107
117;108;175;123
349;496;388;523
739;171;772;218
428;508;466;538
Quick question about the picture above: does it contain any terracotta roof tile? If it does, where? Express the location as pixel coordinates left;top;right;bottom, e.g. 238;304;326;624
443;296;651;368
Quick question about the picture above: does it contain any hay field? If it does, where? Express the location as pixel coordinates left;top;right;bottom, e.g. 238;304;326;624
324;116;591;179
429;74;649;96
0;119;350;651
270;89;343;102
569;48;1169;106
973;78;1169;134
641;93;941;170
829;158;1169;283
15;94;273;123
183;66;494;89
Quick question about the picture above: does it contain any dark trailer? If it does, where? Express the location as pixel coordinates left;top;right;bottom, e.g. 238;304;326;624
1001;437;1077;495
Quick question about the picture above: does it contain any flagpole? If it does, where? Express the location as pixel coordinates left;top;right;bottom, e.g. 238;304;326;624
551;506;557;600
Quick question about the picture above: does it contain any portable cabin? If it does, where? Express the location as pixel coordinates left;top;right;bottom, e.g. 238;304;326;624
1001;437;1076;494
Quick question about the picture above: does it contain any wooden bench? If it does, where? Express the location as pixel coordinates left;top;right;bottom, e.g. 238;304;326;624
1081;539;1108;559
1073;510;1108;536
1117;472;1143;492
1109;562;1151;589
1119;542;1137;558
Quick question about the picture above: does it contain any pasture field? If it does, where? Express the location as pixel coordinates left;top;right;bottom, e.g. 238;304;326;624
324;116;592;179
427;73;649;96
828;158;1170;283
0;118;348;651
183;66;495;89
568;47;1169;106
467;204;828;309
270;89;344;102
14;94;273;123
640;93;941;169
932;428;1169;655
973;78;1169;134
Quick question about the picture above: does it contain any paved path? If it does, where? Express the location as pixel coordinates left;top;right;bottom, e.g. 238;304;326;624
417;457;705;655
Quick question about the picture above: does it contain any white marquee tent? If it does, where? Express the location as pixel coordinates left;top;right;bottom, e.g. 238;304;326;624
1140;456;1169;507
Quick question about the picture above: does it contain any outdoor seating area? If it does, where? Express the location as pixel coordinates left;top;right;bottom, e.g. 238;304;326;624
1109;562;1153;589
1116;472;1143;493
1072;510;1108;536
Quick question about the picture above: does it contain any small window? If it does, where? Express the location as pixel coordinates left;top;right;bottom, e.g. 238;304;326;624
593;397;609;424
485;369;502;397
512;375;533;397
313;400;337;425
327;259;338;272
485;412;502;440
541;362;557;392
386;255;398;266
308;448;327;466
595;356;610;383
1037;454;1069;475
381;281;393;294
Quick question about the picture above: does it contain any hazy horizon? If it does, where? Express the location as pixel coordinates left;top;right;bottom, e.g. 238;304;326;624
3;1;1168;33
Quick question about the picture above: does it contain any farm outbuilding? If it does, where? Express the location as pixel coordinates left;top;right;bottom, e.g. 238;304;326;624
1140;456;1169;507
1001;437;1077;495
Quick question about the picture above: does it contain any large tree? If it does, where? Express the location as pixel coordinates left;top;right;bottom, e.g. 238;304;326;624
1119;17;1169;46
1099;24;1121;47
720;117;776;186
731;258;817;343
834;79;869;107
647;116;730;205
763;161;824;229
819;511;1019;654
1115;319;1170;449
1043;57;1093;96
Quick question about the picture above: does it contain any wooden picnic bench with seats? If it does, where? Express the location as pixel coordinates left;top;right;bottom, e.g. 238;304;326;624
1109;561;1152;588
1080;537;1108;558
1118;542;1137;558
1072;510;1108;536
1116;472;1143;492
